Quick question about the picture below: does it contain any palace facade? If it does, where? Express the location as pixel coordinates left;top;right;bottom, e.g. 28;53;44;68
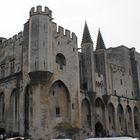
0;6;139;140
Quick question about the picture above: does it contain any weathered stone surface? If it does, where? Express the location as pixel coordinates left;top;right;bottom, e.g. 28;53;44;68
0;5;139;140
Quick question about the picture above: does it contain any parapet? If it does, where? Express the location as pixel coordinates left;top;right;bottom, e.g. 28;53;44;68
2;31;23;47
30;6;52;18
52;22;77;41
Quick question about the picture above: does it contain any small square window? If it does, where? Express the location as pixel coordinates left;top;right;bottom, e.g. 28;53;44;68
56;107;60;117
120;79;123;85
72;104;74;109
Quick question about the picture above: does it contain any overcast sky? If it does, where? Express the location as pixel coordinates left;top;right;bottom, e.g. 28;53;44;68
0;0;140;52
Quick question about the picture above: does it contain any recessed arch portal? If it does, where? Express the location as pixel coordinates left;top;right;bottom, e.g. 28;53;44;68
134;106;139;136
126;105;132;135
95;98;105;124
81;98;91;129
117;104;125;135
49;80;70;123
108;103;115;135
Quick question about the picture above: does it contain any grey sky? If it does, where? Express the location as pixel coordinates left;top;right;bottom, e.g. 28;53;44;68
0;0;140;52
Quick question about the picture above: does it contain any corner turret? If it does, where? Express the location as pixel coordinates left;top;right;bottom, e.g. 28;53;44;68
24;5;54;84
96;29;106;50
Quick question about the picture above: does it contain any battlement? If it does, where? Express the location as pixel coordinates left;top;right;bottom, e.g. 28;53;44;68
2;31;23;47
52;22;77;41
30;6;52;18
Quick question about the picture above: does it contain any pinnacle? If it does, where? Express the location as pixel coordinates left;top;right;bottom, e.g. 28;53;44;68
81;21;93;45
96;29;106;50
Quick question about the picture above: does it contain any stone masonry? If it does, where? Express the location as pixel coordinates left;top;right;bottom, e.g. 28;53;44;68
0;6;139;140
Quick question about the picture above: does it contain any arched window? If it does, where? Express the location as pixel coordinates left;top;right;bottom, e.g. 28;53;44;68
0;92;4;121
56;53;66;70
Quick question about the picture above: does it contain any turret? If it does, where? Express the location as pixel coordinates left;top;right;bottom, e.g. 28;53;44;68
96;29;106;50
26;6;53;84
95;29;109;94
30;6;52;18
81;22;96;92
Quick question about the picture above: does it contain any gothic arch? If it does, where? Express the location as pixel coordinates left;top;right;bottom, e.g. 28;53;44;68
9;88;18;132
0;92;4;121
49;80;70;124
108;103;115;135
81;98;91;129
126;105;132;135
117;104;125;135
56;53;66;69
24;85;33;136
95;98;105;125
134;106;139;136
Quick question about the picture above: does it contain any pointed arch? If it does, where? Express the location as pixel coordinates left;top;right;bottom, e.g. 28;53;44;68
117;104;125;135
81;98;91;129
24;85;33;136
0;92;4;121
126;105;132;135
95;98;105;125
9;88;18;131
134;106;139;136
108;103;115;135
49;80;70;124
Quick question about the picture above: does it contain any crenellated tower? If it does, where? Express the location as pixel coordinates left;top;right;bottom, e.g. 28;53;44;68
27;6;53;83
81;22;96;92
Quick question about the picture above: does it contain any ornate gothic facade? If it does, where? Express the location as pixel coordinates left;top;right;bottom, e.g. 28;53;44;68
0;6;140;140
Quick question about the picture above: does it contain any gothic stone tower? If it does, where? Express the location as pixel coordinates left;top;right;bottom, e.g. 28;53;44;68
22;6;81;139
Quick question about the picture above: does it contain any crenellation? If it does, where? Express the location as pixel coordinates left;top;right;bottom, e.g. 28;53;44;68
30;7;35;15
30;6;52;18
7;38;12;44
55;26;77;41
13;35;18;41
1;32;23;47
52;22;57;33
72;32;77;40
3;40;8;47
37;5;42;13
65;29;70;38
18;31;23;38
58;26;64;35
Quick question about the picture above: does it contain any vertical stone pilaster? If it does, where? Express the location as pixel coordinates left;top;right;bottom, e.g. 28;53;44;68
131;111;135;136
104;105;109;135
114;107;118;135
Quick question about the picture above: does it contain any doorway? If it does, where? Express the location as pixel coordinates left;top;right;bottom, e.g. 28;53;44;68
95;122;104;137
